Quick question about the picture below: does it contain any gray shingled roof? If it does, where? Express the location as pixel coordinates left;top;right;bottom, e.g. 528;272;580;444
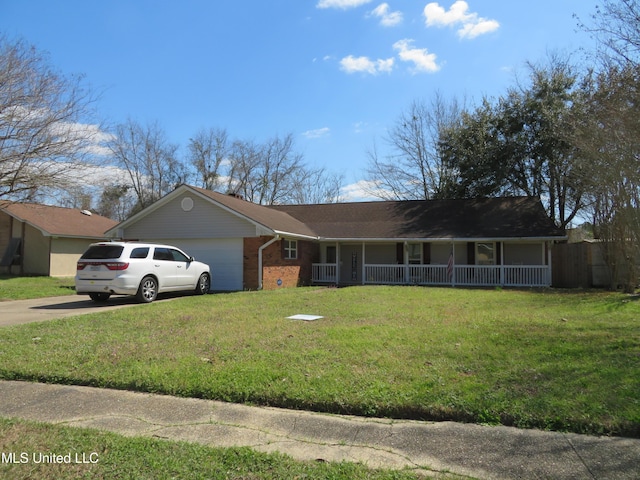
156;187;564;241
270;197;565;240
190;187;318;238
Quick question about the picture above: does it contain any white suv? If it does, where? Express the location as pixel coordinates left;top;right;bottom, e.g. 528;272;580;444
75;242;211;303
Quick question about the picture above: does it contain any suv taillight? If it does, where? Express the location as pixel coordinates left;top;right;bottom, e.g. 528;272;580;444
106;262;129;271
76;262;129;271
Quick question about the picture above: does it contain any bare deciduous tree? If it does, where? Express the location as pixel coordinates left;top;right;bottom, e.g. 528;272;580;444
227;133;306;205
578;0;640;67
225;138;261;200
187;127;228;190
290;167;344;204
108;119;184;213
0;35;106;202
365;93;464;200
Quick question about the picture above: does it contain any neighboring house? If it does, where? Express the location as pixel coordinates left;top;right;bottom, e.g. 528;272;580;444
106;185;566;291
0;203;118;277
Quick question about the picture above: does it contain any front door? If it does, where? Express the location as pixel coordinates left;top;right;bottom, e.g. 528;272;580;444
340;245;361;284
168;247;195;287
152;247;179;288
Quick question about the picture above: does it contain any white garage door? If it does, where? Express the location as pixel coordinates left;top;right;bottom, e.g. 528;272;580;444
160;238;243;291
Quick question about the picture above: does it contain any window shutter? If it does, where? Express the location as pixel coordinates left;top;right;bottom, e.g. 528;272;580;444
396;243;404;264
423;243;431;264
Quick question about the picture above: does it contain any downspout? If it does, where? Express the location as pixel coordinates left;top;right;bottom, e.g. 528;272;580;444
258;235;280;290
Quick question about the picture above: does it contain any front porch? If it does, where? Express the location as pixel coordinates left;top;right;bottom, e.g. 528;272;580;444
312;263;550;287
312;240;553;288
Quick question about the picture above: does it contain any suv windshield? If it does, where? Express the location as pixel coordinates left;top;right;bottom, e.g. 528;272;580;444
80;245;125;260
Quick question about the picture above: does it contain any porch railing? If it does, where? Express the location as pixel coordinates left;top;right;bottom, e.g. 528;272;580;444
503;265;550;287
312;263;337;283
312;263;551;287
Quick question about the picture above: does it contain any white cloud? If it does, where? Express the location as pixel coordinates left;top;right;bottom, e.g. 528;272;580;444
370;3;403;27
353;121;368;133
340;180;390;202
1;106;114;157
317;0;372;9
340;55;394;75
393;39;440;73
458;18;499;39
423;1;499;39
302;127;331;139
61;164;131;186
56;122;115;157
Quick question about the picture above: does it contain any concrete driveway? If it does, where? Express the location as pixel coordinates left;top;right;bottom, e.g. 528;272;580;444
0;295;167;327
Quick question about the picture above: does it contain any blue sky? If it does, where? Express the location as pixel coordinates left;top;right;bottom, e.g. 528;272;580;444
1;0;598;200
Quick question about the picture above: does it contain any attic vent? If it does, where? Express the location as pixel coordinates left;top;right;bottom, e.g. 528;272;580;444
181;197;194;212
81;210;92;216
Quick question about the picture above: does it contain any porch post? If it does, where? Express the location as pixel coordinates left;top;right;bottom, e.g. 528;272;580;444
335;242;340;285
361;242;366;285
546;241;552;286
450;241;456;287
404;241;409;283
500;241;505;286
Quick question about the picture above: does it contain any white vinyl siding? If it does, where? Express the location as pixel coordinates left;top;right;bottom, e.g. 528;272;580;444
123;193;258;240
365;243;396;264
504;242;544;265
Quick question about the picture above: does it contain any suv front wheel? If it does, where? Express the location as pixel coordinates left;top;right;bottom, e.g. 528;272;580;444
137;276;158;303
195;272;210;295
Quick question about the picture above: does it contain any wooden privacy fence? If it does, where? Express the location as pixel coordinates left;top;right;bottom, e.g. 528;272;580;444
552;242;591;288
552;241;617;288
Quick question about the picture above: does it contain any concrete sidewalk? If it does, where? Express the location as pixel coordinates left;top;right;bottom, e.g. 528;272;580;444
0;381;638;479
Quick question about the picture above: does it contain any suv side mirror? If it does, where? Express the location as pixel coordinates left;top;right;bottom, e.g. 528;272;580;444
189;256;195;262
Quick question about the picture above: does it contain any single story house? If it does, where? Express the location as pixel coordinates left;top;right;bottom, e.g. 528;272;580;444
106;185;566;290
0;203;118;276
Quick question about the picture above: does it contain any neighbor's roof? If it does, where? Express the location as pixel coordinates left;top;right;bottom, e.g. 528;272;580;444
0;202;118;239
271;196;565;240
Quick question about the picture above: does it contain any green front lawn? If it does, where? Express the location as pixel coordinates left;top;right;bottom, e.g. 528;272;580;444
0;275;75;301
0;286;638;437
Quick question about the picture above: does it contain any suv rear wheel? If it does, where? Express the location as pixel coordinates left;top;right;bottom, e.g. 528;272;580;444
137;276;158;303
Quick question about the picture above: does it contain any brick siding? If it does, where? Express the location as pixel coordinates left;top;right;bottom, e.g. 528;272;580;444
243;236;319;290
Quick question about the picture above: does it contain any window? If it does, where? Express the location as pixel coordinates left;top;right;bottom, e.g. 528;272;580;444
476;242;495;265
169;249;190;262
129;248;149;259
408;243;422;265
153;248;173;261
80;245;124;259
283;239;297;259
